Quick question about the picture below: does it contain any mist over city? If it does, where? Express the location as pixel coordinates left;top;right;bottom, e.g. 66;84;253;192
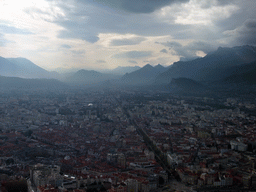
1;0;256;192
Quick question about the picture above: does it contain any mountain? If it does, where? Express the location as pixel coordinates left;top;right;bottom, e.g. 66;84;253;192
7;57;54;79
156;45;256;84
0;56;57;79
66;69;119;85
170;78;207;94
223;61;256;84
110;66;141;75
0;56;21;77
154;64;166;71
120;64;167;85
0;75;67;90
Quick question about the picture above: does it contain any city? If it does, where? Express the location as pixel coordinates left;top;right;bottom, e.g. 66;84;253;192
1;89;256;191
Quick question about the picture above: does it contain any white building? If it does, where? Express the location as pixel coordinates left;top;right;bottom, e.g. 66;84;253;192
230;140;247;151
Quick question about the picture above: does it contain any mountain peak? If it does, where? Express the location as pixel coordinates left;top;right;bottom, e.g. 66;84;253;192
155;45;256;84
16;57;29;60
154;64;164;69
142;64;153;69
111;66;141;75
4;57;53;79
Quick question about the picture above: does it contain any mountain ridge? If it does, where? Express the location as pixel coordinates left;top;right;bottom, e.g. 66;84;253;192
120;64;167;85
66;69;120;85
155;45;256;84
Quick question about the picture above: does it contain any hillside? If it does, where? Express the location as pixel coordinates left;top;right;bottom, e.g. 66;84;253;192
0;56;21;77
156;45;256;84
169;77;208;94
224;61;256;84
0;56;56;79
66;69;119;85
110;66;141;75
7;57;54;79
120;64;167;85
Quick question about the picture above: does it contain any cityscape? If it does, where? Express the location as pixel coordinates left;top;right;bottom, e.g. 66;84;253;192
1;88;256;191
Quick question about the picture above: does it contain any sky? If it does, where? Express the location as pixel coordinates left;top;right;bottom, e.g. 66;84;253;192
0;0;255;71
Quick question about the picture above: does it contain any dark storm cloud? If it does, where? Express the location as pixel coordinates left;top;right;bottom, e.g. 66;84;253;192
61;44;71;49
113;51;152;59
110;37;146;46
157;40;217;61
225;19;256;46
215;0;256;32
215;0;237;6
94;0;189;13
160;49;168;53
158;41;182;48
49;0;188;43
166;41;196;60
186;41;216;54
43;0;256;51
58;29;99;43
0;24;33;35
199;0;236;9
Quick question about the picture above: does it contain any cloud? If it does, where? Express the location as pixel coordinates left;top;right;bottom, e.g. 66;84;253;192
198;0;237;9
0;33;6;46
93;0;189;13
210;0;256;44
96;60;106;63
147;56;173;66
158;40;217;61
0;24;32;35
186;41;216;54
156;0;239;26
71;50;85;55
158;41;182;48
224;19;256;46
0;33;13;46
160;49;168;53
61;44;71;49
58;29;99;43
110;37;146;46
128;60;138;64
51;0;188;44
113;51;152;59
24;6;65;22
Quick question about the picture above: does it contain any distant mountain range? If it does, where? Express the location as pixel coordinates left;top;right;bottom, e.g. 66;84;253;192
65;64;168;86
0;57;56;79
65;69;120;85
109;66;141;75
120;64;167;85
156;45;256;84
1;45;256;95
